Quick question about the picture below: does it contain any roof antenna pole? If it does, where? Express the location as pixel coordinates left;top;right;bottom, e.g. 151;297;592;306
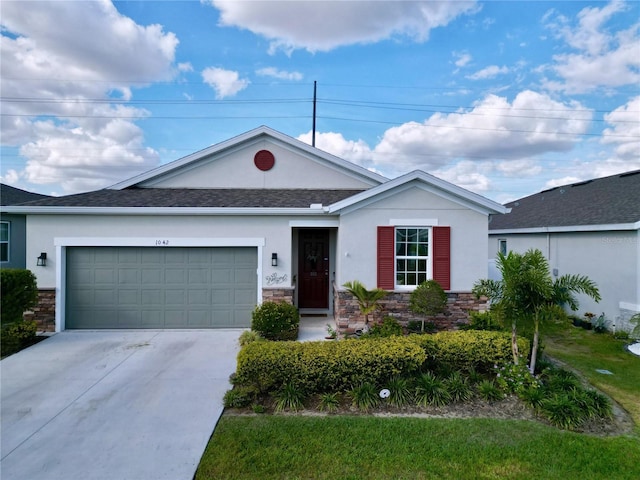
312;80;317;147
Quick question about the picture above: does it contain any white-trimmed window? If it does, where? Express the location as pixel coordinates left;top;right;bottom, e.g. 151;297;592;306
498;239;507;256
0;222;9;263
395;227;431;287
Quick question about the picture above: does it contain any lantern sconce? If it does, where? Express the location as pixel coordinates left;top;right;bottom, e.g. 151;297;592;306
37;252;47;267
271;253;278;267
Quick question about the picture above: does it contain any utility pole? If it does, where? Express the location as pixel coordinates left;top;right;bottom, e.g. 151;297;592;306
312;80;317;147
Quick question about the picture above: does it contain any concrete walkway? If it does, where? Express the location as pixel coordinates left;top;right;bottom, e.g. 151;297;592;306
298;315;336;341
1;330;241;480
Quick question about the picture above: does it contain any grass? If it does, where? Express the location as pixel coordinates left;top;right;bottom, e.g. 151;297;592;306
197;320;640;479
196;416;640;480
541;320;640;426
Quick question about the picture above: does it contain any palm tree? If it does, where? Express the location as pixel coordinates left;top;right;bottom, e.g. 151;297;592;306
473;249;601;373
342;280;389;329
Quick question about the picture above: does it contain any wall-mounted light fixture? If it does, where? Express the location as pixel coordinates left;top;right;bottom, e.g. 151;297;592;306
37;252;47;267
271;253;278;267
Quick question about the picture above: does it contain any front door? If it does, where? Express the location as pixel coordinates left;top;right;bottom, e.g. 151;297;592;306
298;230;329;309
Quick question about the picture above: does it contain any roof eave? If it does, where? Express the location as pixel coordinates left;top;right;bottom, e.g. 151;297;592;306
490;221;640;234
328;170;509;215
0;206;332;216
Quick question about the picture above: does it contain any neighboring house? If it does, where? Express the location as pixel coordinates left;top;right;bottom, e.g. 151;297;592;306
0;184;50;269
3;126;507;333
489;170;640;333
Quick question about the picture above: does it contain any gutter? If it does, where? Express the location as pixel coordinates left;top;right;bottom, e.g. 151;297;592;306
0;206;330;216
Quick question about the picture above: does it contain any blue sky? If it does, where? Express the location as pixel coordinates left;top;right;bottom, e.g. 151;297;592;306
1;0;638;202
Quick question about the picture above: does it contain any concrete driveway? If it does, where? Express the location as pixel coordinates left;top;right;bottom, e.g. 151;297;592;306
1;330;241;480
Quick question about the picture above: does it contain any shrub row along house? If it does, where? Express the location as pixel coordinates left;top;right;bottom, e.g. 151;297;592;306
1;126;507;333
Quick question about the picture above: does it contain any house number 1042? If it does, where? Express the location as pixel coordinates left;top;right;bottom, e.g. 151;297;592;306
155;240;170;246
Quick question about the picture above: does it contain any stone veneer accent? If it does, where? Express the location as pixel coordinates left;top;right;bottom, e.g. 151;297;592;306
23;289;56;332
334;283;487;334
262;287;295;304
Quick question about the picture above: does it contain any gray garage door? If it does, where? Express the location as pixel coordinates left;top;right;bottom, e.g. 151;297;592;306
66;246;257;329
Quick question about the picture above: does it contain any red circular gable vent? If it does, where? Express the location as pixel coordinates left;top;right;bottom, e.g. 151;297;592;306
254;150;275;171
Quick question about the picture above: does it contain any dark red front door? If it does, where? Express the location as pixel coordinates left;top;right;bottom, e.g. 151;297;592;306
298;230;329;309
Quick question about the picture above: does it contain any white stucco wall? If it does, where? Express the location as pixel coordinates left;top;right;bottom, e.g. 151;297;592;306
488;230;639;330
141;139;375;190
337;186;489;292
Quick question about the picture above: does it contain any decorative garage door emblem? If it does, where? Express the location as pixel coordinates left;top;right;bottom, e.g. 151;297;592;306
254;150;275;171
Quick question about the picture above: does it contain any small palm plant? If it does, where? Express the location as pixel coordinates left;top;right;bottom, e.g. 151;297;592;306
342;280;389;328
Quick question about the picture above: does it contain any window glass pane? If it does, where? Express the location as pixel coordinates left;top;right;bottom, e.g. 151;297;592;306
407;229;417;241
418;273;427;284
407;273;416;285
396;259;405;272
0;223;8;242
396;243;406;256
418;229;429;243
407;243;417;256
407;259;416;272
418;259;427;271
417;244;428;256
0;243;7;262
396;229;407;242
396;273;405;285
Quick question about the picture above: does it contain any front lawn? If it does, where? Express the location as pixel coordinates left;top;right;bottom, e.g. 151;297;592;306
196;322;640;479
542;320;640;426
196;416;640;480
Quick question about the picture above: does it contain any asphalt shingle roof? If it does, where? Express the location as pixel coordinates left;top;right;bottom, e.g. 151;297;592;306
489;170;640;230
0;184;50;206
17;188;367;208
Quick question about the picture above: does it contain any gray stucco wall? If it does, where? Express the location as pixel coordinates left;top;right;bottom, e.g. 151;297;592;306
489;230;639;332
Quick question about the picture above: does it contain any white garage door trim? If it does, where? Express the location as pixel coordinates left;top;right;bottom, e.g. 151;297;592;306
54;237;266;332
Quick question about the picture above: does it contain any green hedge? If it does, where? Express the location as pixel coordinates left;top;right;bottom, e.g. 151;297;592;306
410;330;529;372
1;269;38;325
234;330;526;395
251;301;300;341
235;336;426;394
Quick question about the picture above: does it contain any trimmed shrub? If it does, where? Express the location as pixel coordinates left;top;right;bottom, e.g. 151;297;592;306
365;316;403;338
235;336;426;394
459;311;503;331
251;301;299;341
410;330;529;373
1;269;38;325
1;319;38;357
238;330;264;346
223;386;257;408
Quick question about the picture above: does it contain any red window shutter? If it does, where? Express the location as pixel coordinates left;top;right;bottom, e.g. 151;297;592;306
377;226;395;290
432;226;451;290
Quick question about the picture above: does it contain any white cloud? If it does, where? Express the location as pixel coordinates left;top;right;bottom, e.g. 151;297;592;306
496;159;542;178
19;118;160;193
178;62;194;72
256;67;303;81
433;161;493;193
601;96;640;160
208;0;479;53
466;65;509;80
297;131;374;166
370;90;592;174
453;51;472;68
544;176;583;189
542;0;640;93
0;0;177;193
202;67;250;98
